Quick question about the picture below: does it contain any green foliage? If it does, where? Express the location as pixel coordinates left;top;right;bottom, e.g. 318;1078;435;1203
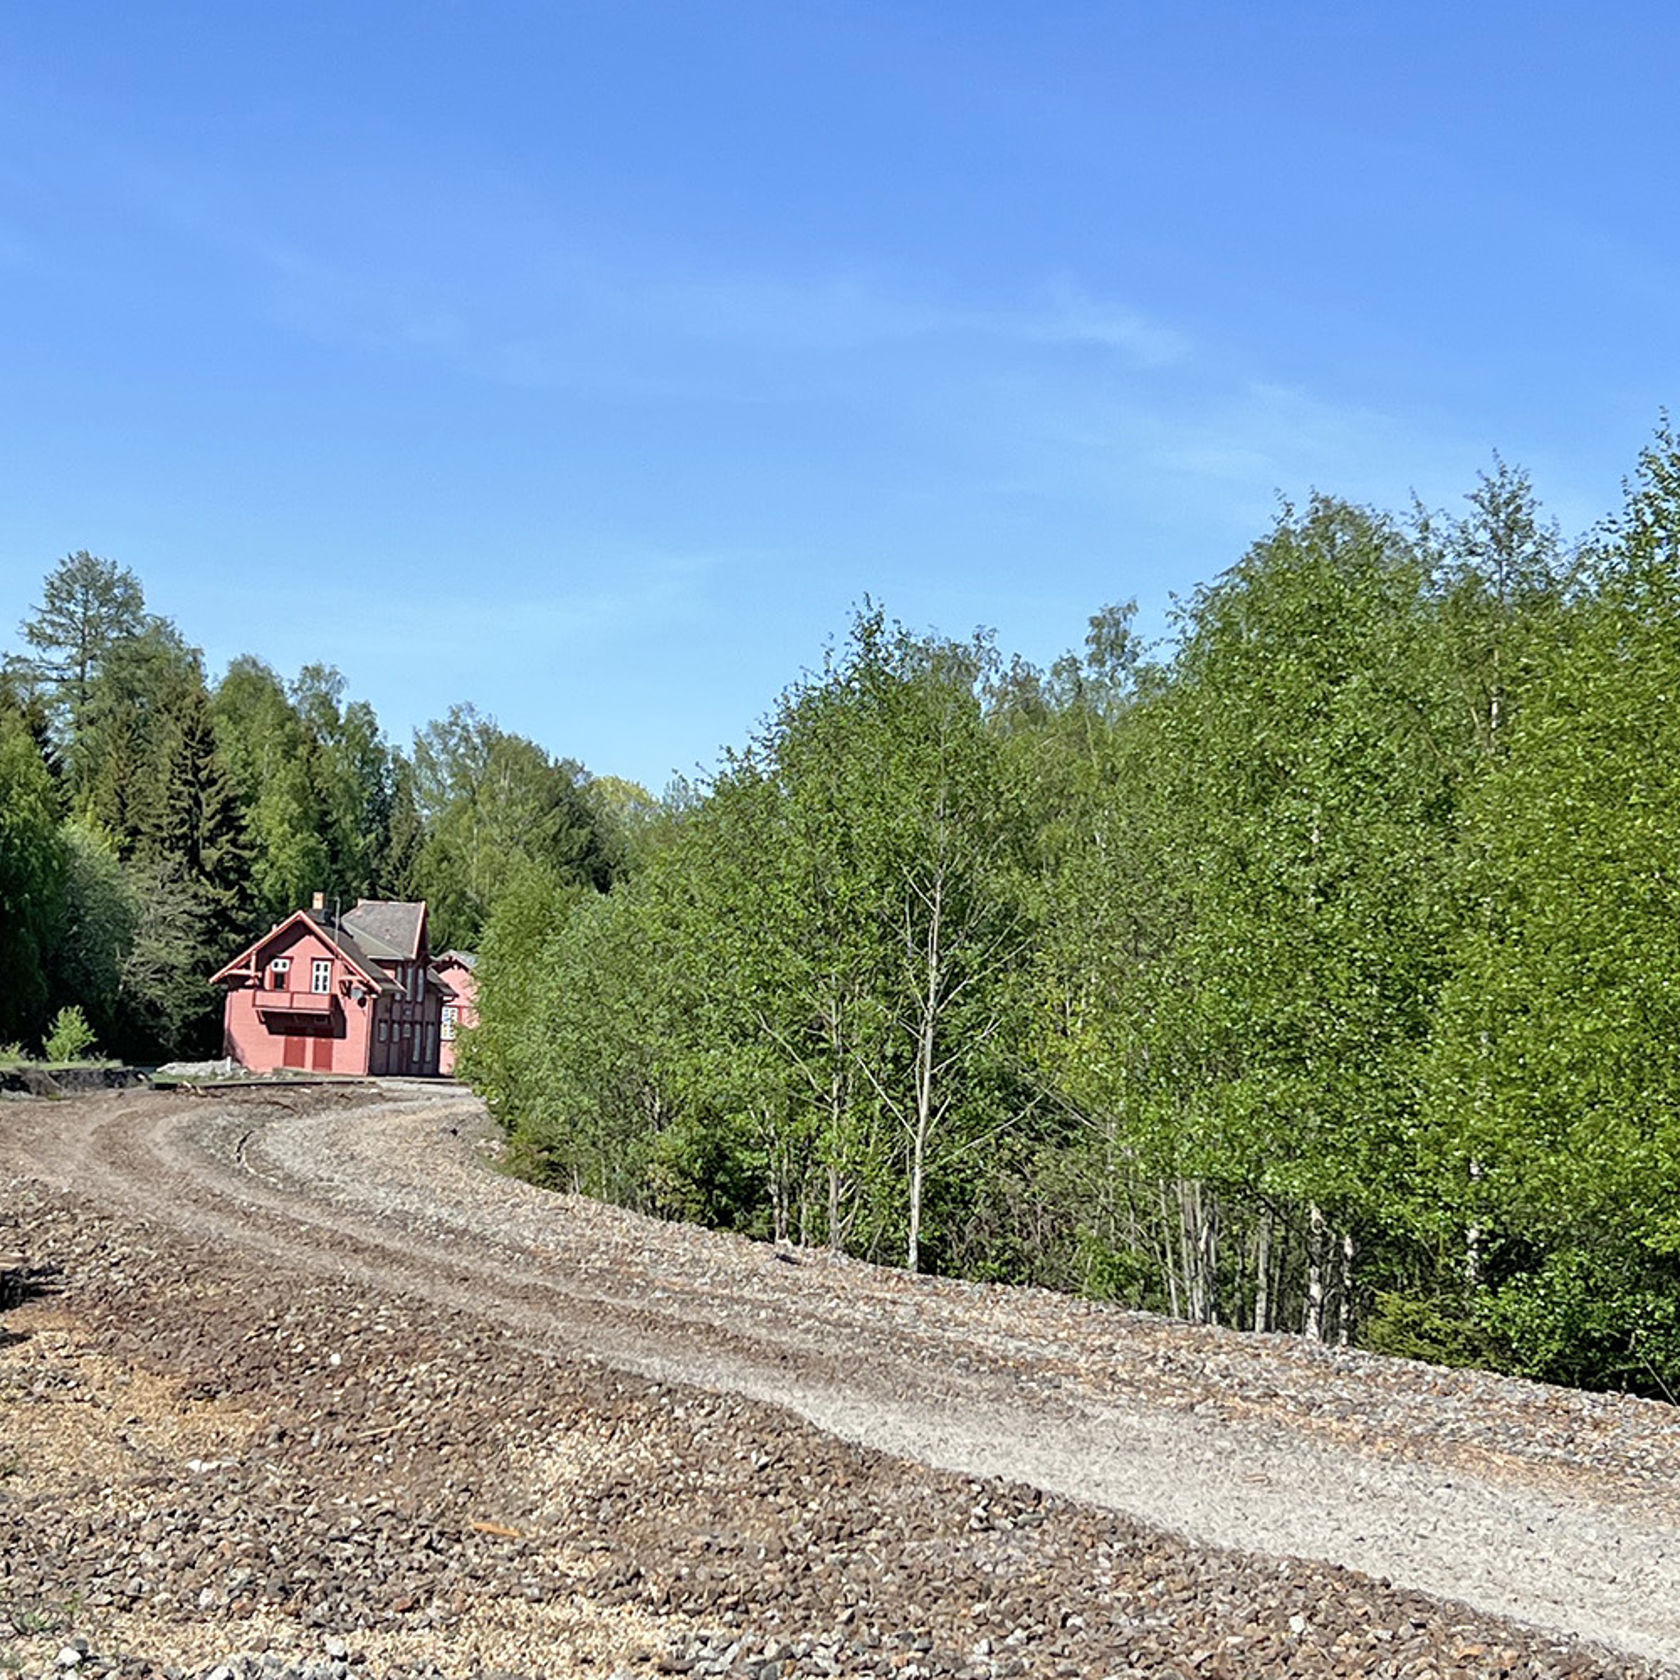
212;657;331;917
120;669;252;1055
291;663;412;900
118;861;220;1056
1361;1291;1497;1369
25;434;1680;1401
0;707;66;1046
1417;431;1680;1393
18;549;148;723
1472;1248;1680;1398
411;703;619;949
467;609;1037;1269
50;822;139;1044
43;1005;97;1063
71;618;200;847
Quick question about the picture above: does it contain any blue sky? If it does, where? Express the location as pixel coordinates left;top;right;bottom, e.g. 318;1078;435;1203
3;3;1676;790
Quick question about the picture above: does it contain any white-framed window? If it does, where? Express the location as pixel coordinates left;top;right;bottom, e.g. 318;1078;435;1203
268;957;291;990
441;1005;457;1041
312;958;332;993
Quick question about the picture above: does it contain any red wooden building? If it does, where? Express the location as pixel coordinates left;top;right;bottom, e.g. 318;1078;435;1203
211;896;454;1077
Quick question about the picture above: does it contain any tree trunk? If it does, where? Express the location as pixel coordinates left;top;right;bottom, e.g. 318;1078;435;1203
1177;1179;1194;1322
906;1128;926;1274
906;863;945;1276
1197;1187;1218;1326
1252;1206;1272;1333
827;1161;845;1251
1175;1179;1218;1325
769;1144;789;1244
1158;1181;1181;1320
1337;1230;1356;1347
1304;1202;1326;1342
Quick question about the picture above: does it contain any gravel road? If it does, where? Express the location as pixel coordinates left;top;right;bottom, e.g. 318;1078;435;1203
2;1082;1677;1679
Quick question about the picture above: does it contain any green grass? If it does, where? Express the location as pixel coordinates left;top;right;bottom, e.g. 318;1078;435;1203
3;1590;83;1637
0;1048;122;1072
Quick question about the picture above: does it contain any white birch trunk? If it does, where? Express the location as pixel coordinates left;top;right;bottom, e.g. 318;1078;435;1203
1174;1179;1218;1326
1337;1230;1356;1347
1177;1179;1196;1323
1197;1187;1218;1326
1304;1202;1326;1342
827;1161;845;1251
1158;1181;1182;1320
905;864;944;1276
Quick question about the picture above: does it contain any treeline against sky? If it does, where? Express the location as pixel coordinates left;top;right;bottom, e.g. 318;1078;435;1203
13;433;1680;1396
0;559;626;1063
465;431;1680;1399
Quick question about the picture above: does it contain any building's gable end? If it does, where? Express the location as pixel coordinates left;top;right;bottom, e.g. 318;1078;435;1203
211;910;392;994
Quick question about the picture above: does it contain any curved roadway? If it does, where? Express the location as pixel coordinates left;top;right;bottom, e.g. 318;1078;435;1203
4;1082;1677;1670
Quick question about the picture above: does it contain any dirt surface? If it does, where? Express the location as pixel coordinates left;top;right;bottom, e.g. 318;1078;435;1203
2;1084;1677;1679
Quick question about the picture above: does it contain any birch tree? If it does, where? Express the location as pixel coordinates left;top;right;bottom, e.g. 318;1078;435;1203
1422;431;1680;1391
1121;499;1452;1335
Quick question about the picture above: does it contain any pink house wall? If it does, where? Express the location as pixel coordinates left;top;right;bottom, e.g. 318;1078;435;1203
221;923;379;1075
435;957;478;1077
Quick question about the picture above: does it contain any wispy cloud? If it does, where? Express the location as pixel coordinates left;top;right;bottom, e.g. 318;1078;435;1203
636;272;1190;366
1019;284;1190;367
249;250;1195;392
80;146;1509;555
980;365;1491;554
79;141;1196;393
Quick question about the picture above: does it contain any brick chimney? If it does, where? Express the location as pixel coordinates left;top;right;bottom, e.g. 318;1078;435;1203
312;891;326;911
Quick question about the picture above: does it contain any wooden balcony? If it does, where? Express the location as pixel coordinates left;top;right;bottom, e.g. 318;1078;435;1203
254;989;335;1017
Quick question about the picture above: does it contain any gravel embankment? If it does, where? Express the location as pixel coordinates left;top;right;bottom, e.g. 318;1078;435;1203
2;1085;1677;1679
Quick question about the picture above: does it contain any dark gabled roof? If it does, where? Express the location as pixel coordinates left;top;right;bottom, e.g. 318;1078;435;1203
434;949;477;971
299;911;400;993
340;900;427;962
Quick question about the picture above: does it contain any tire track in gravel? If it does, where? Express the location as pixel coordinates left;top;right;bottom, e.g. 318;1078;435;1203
6;1085;1679;1670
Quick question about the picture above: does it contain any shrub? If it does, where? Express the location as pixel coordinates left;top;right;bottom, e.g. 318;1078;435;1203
1363;1289;1497;1370
43;1006;98;1064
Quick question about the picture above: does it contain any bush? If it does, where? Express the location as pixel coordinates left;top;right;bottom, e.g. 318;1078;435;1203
1476;1248;1680;1398
1362;1289;1496;1370
43;1006;98;1064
